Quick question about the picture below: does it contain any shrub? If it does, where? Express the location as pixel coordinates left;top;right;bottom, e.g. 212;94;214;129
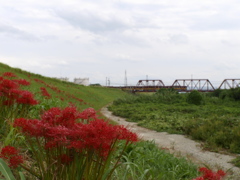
186;90;203;105
211;89;222;98
229;88;240;101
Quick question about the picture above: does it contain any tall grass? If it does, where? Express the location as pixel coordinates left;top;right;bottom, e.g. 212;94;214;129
109;89;240;154
113;140;199;180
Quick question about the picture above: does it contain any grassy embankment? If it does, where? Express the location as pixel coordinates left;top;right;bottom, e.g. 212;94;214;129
0;62;211;179
0;62;125;111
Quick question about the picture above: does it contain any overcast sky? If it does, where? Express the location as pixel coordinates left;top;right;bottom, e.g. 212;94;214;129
1;0;240;86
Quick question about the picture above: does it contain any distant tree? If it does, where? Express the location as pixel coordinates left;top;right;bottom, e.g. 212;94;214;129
156;88;178;95
90;84;101;86
229;88;240;101
211;89;222;97
186;90;203;105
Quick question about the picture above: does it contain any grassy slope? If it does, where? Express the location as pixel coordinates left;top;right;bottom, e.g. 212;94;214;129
0;63;203;179
0;62;125;111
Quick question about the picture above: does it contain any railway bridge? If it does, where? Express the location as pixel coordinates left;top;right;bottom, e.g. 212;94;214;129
108;79;240;93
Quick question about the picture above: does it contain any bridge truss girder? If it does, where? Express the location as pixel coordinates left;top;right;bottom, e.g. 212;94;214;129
172;79;215;92
219;79;240;89
136;79;165;87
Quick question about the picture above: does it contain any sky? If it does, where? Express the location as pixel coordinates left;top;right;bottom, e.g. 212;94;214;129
0;0;240;86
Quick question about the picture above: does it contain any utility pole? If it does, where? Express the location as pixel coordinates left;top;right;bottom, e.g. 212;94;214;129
191;74;193;90
146;75;148;86
124;70;127;86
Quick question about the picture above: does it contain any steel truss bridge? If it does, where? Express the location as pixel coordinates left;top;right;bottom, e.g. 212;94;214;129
108;79;240;93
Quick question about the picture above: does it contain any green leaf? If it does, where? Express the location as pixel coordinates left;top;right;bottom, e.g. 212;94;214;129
0;159;16;180
19;171;26;180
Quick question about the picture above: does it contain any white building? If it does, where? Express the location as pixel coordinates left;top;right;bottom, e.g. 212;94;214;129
74;78;90;86
55;77;69;82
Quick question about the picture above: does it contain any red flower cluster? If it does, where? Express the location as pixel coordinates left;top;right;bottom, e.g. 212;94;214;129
193;167;226;180
40;87;51;99
14;79;31;86
2;72;17;78
0;73;37;106
78;108;97;121
58;154;73;165
34;78;85;104
14;106;138;159
16;90;38;105
0;146;23;168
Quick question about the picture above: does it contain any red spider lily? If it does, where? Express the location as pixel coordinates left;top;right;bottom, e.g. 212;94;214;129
58;154;73;165
69;119;138;157
0;146;23;168
193;167;226;180
216;170;226;177
2;72;17;78
0;79;19;92
3;99;15;106
0;146;18;157
14;118;45;137
40;87;51;98
6;88;22;99
193;177;204;180
40;106;80;127
78;108;97;121
8;155;24;168
0;76;38;107
34;78;85;103
14;106;138;158
14;79;31;86
16;90;38;105
13;106;138;180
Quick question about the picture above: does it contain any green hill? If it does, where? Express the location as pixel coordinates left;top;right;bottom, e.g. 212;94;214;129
0;62;125;111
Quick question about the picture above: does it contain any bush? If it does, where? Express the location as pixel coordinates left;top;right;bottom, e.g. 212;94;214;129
186;90;203;105
211;89;222;97
229;88;240;101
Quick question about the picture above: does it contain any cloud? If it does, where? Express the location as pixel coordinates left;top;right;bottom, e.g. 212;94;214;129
0;24;39;41
57;60;68;65
168;34;188;44
188;2;240;31
55;9;130;33
221;40;240;47
114;53;142;63
1;0;240;86
191;15;240;31
27;61;53;69
215;61;238;71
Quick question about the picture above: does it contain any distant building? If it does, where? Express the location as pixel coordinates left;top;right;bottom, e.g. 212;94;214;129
74;78;90;86
55;77;69;82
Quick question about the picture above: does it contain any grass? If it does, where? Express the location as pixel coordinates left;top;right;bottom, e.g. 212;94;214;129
113;140;199;180
0;62;126;111
0;63;202;179
109;89;240;167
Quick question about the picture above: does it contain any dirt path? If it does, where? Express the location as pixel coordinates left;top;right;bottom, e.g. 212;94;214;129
100;106;240;179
